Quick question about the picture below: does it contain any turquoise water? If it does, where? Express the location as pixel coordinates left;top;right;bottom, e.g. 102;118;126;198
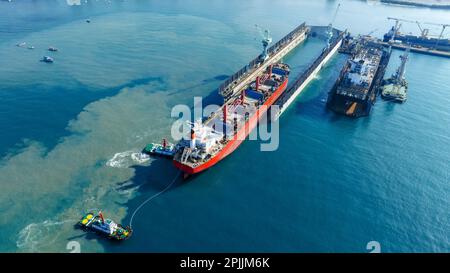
0;0;449;252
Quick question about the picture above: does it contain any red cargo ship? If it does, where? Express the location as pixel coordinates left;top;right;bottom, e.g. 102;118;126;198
173;63;290;176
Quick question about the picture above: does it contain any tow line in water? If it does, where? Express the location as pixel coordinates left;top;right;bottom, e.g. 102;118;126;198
128;171;181;229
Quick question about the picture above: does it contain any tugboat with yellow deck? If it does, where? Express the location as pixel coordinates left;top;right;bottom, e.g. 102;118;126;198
78;211;132;241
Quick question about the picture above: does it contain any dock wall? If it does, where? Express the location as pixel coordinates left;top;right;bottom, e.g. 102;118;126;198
219;23;309;101
274;29;345;118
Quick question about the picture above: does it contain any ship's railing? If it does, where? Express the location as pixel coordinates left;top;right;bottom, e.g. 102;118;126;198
275;29;345;107
218;22;308;99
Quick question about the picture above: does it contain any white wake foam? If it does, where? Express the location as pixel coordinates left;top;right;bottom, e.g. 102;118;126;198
16;219;76;252
106;150;151;168
130;152;150;164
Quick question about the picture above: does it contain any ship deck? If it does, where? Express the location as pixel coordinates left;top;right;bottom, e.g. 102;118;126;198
174;68;287;168
335;45;383;101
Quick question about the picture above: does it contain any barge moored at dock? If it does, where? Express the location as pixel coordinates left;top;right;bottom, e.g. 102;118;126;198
381;47;410;103
327;39;391;117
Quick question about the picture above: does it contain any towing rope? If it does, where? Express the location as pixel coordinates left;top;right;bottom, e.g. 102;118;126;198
129;171;181;229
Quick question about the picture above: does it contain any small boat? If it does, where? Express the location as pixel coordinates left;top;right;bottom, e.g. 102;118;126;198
381;79;407;103
41;56;54;63
143;138;177;158
86;19;91;23
48;47;58;52
381;46;409;103
16;42;26;47
27;46;35;50
78;211;132;241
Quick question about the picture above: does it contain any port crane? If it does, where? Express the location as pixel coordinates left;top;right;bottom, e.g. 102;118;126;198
415;21;429;38
387;17;449;48
424;22;449;50
366;29;378;37
255;24;272;62
327;3;341;48
387;17;429;38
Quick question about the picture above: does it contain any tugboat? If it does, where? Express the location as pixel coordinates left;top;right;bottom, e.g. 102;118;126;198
381;47;409;103
41;56;54;63
143;138;177;158
78;211;132;241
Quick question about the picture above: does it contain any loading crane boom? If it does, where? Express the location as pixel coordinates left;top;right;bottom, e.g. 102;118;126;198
387;17;429;38
327;3;340;48
255;24;272;62
366;29;378;36
424;22;450;49
388;17;450;47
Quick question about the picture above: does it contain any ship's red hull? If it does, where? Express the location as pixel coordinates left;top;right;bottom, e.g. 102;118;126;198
173;78;288;174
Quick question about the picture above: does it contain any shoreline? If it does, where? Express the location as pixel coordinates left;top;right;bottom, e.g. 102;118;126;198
380;0;450;9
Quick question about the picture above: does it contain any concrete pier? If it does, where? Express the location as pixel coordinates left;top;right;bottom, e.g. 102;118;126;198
377;41;450;58
219;23;310;101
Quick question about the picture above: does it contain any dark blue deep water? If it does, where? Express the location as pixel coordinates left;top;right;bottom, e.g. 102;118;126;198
0;0;449;252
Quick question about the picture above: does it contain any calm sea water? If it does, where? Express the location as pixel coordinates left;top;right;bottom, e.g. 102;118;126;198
0;0;449;253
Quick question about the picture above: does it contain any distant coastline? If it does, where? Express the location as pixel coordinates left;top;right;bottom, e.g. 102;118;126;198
380;0;450;9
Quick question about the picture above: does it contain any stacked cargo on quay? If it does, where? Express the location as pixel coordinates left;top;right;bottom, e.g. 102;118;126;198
327;39;391;117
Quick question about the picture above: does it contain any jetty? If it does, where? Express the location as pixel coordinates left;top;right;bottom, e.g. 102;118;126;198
376;41;450;58
275;26;345;117
219;23;310;101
